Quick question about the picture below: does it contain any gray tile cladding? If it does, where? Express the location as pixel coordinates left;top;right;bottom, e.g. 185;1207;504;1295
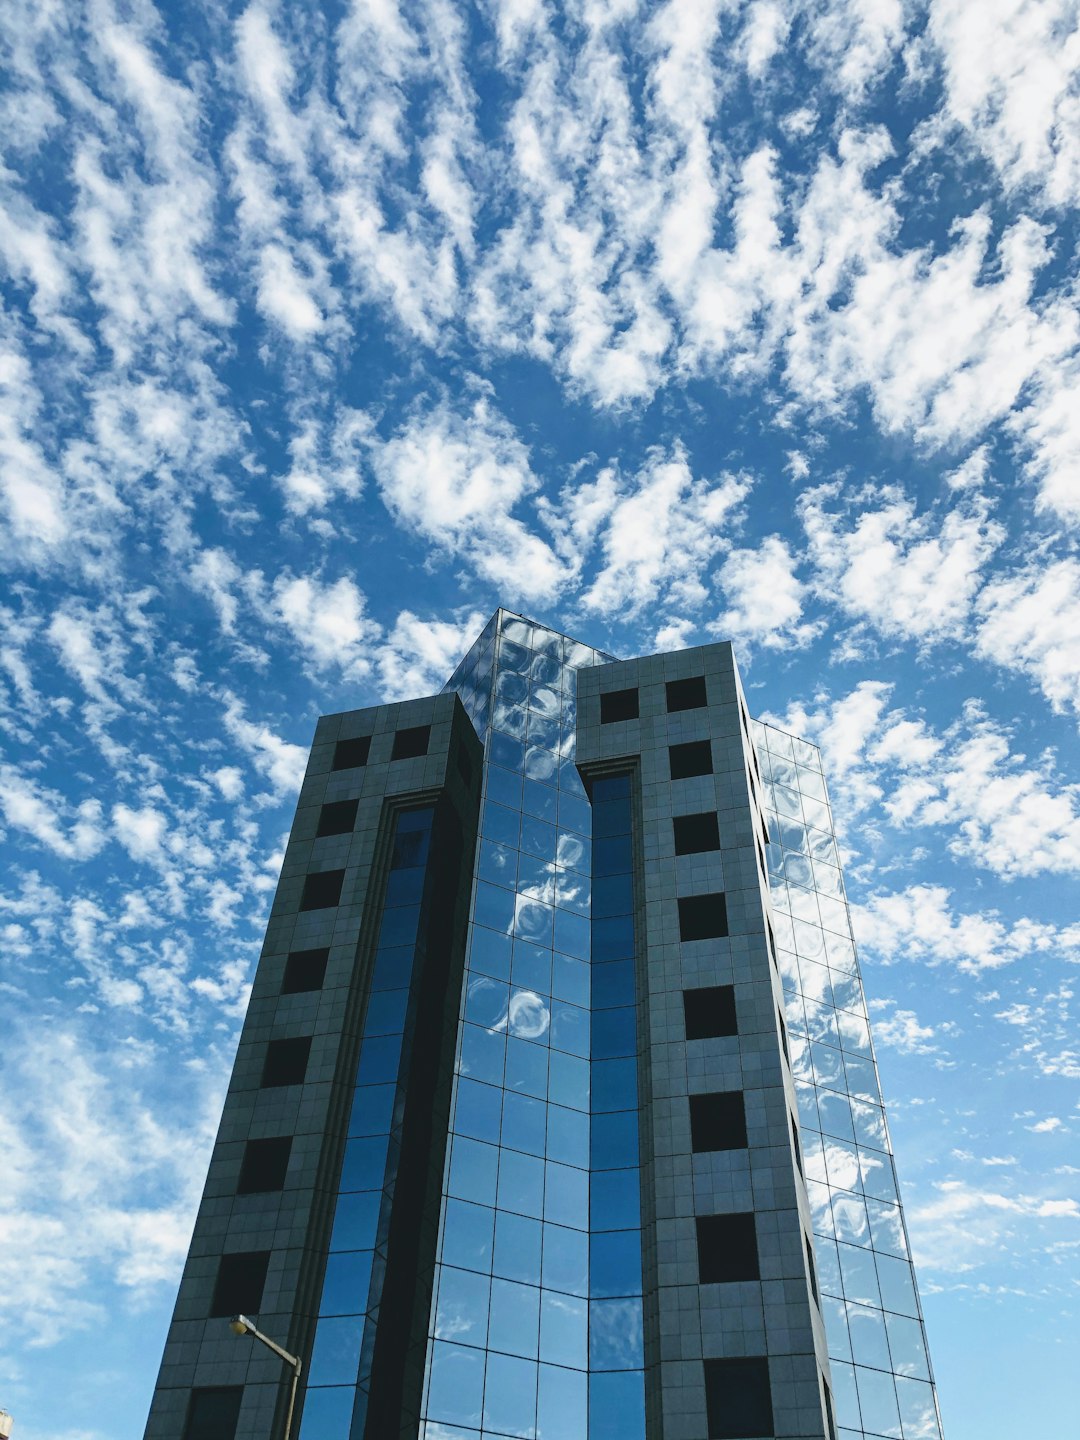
577;643;834;1440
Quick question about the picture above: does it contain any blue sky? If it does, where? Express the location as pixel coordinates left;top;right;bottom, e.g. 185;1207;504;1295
1;0;1078;1435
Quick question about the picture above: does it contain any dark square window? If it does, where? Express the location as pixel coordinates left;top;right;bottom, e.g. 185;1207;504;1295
696;1213;759;1283
183;1388;243;1440
704;1357;774;1439
678;893;729;942
666;676;707;712
261;1036;312;1088
316;798;359;838
237;1136;292;1194
683;985;737;1040
791;1113;804;1177
281;947;329;994
673;812;720;855
690;1092;748;1152
392;725;430;760
669;740;712;779
332;736;370;771
600;687;639;723
210;1251;270;1317
300;869;345;911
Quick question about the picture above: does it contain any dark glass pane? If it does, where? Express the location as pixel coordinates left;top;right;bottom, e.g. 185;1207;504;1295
210;1251;270;1317
592;1058;638;1113
593;833;632;876
332;736;370;770
339;1134;390;1193
592;773;631;802
591;873;633;919
320;1249;374;1317
356;1031;405;1086
590;1169;641;1230
592;800;630;838
592;960;635;1010
377;905;421;948
261;1036;311;1088
669;740;712;779
183;1388;243;1440
591;1007;637;1060
678;893;729;942
683;986;737;1040
666;676;707;711
704;1356;774;1439
592;914;635;961
590;1109;639;1170
281;946;329;994
300;869;345;911
590;1228;643;1298
330;1189;381;1252
369;945;416;992
600;688;639;723
689;1092;748;1152
696;1213;759;1283
316;798;359;837
391;725;430;760
384;865;426;907
236;1137;291;1194
673;811;720;854
361;988;409;1036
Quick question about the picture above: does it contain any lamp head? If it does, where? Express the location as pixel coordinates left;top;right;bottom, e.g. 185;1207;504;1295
229;1315;251;1337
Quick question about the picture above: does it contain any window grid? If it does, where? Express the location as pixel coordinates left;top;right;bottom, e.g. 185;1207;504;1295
756;719;943;1440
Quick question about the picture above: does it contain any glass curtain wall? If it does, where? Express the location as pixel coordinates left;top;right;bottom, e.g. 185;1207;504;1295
426;613;645;1440
300;806;437;1439
754;721;944;1440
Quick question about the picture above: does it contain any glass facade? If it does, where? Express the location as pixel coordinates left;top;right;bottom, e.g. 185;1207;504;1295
301;805;437;1439
755;721;943;1440
420;612;647;1440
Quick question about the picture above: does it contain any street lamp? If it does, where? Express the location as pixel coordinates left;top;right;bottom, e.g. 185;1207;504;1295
229;1315;302;1440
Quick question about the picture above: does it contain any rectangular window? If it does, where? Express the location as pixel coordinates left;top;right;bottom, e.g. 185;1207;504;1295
210;1251;270;1317
689;1092;748;1152
666;675;707;712
600;687;639;723
281;947;329;994
696;1213;759;1283
332;735;370;771
391;725;430;760
237;1136;292;1194
678;893;729;942
683;985;737;1040
791;1113;804;1177
182;1388;243;1440
704;1357;774;1439
805;1234;819;1305
316;798;359;838
669;740;712;779
673;811;720;855
300;869;345;911
261;1036;312;1088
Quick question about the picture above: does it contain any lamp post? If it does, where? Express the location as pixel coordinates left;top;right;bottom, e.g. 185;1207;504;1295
229;1315;302;1440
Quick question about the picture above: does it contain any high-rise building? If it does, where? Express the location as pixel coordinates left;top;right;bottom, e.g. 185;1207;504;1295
145;610;944;1440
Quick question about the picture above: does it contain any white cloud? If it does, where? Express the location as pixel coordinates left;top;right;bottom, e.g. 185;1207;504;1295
800;484;1004;645
772;683;1080;878
376;608;488;700
907;1176;1080;1274
370;395;571;602
925;0;1080;208
1030;1116;1064;1134
975;557;1080;718
275;406;370;516
255;241;325;339
854;884;1080;973
713;535;821;650
553;446;748;618
221;692;308;796
0;767;106;861
269;571;379;679
112;804;169;866
866;1001;941;1053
